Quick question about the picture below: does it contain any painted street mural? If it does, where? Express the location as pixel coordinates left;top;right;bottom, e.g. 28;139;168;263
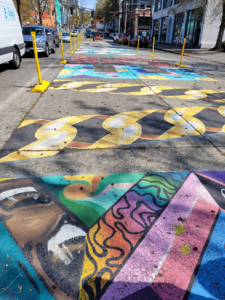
50;81;225;100
0;171;224;299
56;64;216;81
0;106;225;162
74;48;145;56
69;57;152;64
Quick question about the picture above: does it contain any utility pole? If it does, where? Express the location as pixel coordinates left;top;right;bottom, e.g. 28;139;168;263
124;1;128;34
149;0;153;45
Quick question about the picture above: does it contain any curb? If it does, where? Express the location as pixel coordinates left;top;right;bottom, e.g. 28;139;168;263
148;46;225;65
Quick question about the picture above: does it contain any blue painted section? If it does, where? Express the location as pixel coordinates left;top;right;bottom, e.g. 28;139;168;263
41;175;92;186
0;222;54;300
189;211;225;300
57;64;211;81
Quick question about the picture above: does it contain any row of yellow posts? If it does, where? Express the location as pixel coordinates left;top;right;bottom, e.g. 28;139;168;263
31;31;83;93
60;32;82;64
118;34;186;66
31;31;186;93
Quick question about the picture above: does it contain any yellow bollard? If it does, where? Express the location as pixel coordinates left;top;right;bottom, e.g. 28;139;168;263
59;32;67;64
175;38;187;68
103;34;105;42
69;32;74;54
73;33;77;50
136;36;140;52
78;33;80;46
30;32;49;93
128;36;130;48
150;36;156;57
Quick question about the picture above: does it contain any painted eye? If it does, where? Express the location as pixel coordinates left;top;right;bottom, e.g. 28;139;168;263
221;189;225;198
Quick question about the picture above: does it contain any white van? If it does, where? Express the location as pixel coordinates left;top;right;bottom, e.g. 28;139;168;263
0;0;25;68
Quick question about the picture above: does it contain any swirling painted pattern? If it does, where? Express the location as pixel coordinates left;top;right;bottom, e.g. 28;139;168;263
79;172;187;300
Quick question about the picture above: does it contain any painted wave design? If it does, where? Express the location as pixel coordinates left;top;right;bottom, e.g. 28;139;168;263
79;172;186;300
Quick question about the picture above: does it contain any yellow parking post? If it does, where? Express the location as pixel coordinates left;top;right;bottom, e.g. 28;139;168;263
150;36;156;57
59;32;67;64
69;32;74;54
128;36;130;48
175;38;187;68
78;33;80;47
103;34;105;42
73;33;77;50
136;36;140;52
30;32;49;93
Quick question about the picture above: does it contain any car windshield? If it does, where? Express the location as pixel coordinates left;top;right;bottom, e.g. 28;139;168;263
23;27;45;35
62;33;70;36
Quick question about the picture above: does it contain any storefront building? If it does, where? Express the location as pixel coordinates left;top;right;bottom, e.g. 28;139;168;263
152;0;225;48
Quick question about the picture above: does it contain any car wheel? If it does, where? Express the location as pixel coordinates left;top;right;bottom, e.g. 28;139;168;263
51;45;56;53
9;48;20;69
44;44;49;57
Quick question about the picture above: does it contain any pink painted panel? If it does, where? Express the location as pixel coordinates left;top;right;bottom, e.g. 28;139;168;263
151;198;219;300
101;173;199;300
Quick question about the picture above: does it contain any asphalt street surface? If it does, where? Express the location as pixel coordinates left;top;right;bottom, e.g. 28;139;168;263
0;27;224;300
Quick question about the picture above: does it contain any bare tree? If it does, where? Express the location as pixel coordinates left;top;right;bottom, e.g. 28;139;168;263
29;0;50;25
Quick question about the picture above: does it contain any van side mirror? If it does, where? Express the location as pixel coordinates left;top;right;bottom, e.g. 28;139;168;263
47;32;51;36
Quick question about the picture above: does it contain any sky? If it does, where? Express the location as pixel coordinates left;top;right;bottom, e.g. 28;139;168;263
81;0;96;10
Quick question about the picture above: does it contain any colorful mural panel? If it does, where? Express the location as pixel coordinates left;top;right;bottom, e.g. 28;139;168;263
0;106;225;162
0;171;224;299
56;64;216;81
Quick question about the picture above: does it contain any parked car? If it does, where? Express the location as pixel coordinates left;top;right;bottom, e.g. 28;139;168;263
130;35;148;48
86;32;93;38
23;25;56;57
118;35;128;44
145;35;151;45
61;32;70;43
49;28;60;47
115;33;122;43
0;0;25;69
72;29;78;36
109;33;116;39
113;33;122;42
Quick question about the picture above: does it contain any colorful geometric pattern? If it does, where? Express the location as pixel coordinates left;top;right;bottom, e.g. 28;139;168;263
0;106;225;162
56;64;216;81
0;171;224;300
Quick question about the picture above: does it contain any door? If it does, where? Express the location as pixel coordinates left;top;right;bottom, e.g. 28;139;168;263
193;20;201;47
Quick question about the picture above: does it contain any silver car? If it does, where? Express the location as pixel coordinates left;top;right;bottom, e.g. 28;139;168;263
23;25;56;57
62;32;70;42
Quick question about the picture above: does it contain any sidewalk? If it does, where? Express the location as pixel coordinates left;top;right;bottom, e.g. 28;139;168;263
149;43;225;64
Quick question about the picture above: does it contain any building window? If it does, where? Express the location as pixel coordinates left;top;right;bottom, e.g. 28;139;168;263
160;17;167;43
185;8;203;46
163;0;172;9
138;16;150;26
173;12;185;43
174;0;181;4
155;0;162;12
153;19;160;41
